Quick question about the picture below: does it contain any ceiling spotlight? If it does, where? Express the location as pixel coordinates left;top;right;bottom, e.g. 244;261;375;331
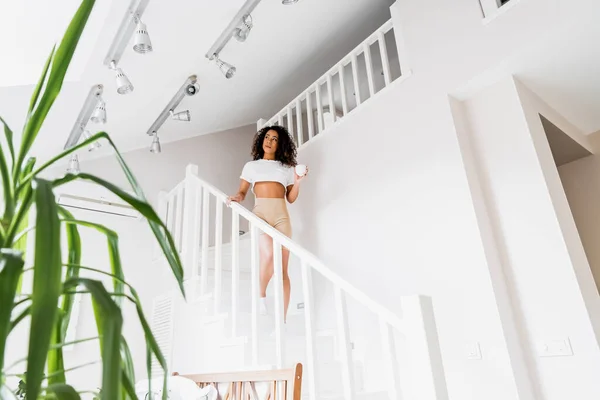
90;98;107;124
67;154;80;174
150;132;161;154
83;130;101;152
213;55;236;79
133;18;153;54
170;110;191;122
233;14;253;42
282;0;300;4
110;61;134;95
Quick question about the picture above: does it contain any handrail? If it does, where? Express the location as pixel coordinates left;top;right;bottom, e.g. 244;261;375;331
192;175;407;334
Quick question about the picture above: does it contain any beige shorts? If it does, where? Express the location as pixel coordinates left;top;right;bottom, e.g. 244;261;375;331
253;198;292;238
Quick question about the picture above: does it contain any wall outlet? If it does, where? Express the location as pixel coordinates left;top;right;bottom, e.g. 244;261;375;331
538;338;573;357
466;342;482;360
296;302;305;310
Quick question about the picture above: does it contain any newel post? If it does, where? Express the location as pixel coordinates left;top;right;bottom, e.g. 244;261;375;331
181;164;199;299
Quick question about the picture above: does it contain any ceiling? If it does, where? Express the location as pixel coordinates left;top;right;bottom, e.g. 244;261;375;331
457;12;600;136
0;0;394;164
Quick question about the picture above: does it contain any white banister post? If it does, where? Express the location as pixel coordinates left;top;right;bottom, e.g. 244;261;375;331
174;184;184;252
363;43;376;97
257;118;267;131
181;164;198;278
301;261;318;400
296;98;303;146
334;287;355;400
214;201;223;315
306;92;315;140
326;75;336;124
287;105;294;139
351;55;362;106
315;84;324;133
200;190;210;296
402;295;449;400
377;31;392;86
250;224;260;365
181;165;198;282
338;65;348;116
190;183;202;299
272;239;285;368
379;318;401;400
389;3;412;76
155;191;168;261
231;210;240;337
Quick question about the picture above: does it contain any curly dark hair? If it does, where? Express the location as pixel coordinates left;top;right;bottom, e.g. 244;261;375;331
251;125;297;167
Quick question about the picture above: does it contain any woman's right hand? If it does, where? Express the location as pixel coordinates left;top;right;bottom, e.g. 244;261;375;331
227;193;244;206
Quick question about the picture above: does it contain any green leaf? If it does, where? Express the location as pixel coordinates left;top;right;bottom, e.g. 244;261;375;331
48;309;67;385
0;116;15;165
52;171;185;297
0;135;14;220
18;131;184;298
26;179;62;400
0;249;25;373
57;207;82;340
58;213;124;306
14;0;96;176
27;46;55;119
63;278;122;400
121;339;136;400
46;383;81;400
121;369;138;400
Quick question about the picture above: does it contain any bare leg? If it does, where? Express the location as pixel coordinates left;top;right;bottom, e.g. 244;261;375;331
282;247;291;323
259;234;274;298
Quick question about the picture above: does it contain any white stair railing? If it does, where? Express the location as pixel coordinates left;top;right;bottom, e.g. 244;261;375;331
258;18;411;149
159;164;449;400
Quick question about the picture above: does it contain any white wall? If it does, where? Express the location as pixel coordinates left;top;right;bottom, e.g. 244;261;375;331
559;155;600;294
283;0;600;399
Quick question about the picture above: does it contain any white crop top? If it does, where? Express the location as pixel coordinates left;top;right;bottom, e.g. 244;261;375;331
240;160;295;191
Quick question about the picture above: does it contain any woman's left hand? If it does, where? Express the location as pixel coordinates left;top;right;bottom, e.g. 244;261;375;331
294;166;309;184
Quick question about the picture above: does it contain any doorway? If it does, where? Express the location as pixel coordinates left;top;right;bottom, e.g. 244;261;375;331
541;115;600;294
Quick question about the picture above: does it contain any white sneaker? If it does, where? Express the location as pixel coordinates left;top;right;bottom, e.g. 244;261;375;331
259;297;268;316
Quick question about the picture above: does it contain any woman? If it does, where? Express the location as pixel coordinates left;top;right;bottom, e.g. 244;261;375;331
227;125;308;323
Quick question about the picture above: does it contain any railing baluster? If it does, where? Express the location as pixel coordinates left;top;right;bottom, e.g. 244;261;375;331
296;98;303;146
301;261;318;400
380;318;401;400
287;105;294;139
200;190;210;296
338;64;348;115
306;92;315;140
277;114;283;127
315;84;324;133
155;191;168;261
231;210;240;337
174;184;184;252
327;75;336;124
334;286;355;400
363;44;376;97
182;167;198;281
166;193;175;239
191;183;202;285
250;224;260;365
214;201;223;314
378;31;392;86
351;54;362;106
272;239;285;368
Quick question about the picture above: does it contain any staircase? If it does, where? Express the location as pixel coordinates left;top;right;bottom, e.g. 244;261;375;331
151;164;449;400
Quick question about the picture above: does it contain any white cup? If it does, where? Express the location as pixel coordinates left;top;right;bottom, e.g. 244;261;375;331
295;164;307;177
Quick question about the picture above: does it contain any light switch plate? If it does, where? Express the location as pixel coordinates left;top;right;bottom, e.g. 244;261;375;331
538;338;573;357
466;342;482;360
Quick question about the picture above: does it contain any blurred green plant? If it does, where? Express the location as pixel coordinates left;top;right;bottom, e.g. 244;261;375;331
0;1;185;398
